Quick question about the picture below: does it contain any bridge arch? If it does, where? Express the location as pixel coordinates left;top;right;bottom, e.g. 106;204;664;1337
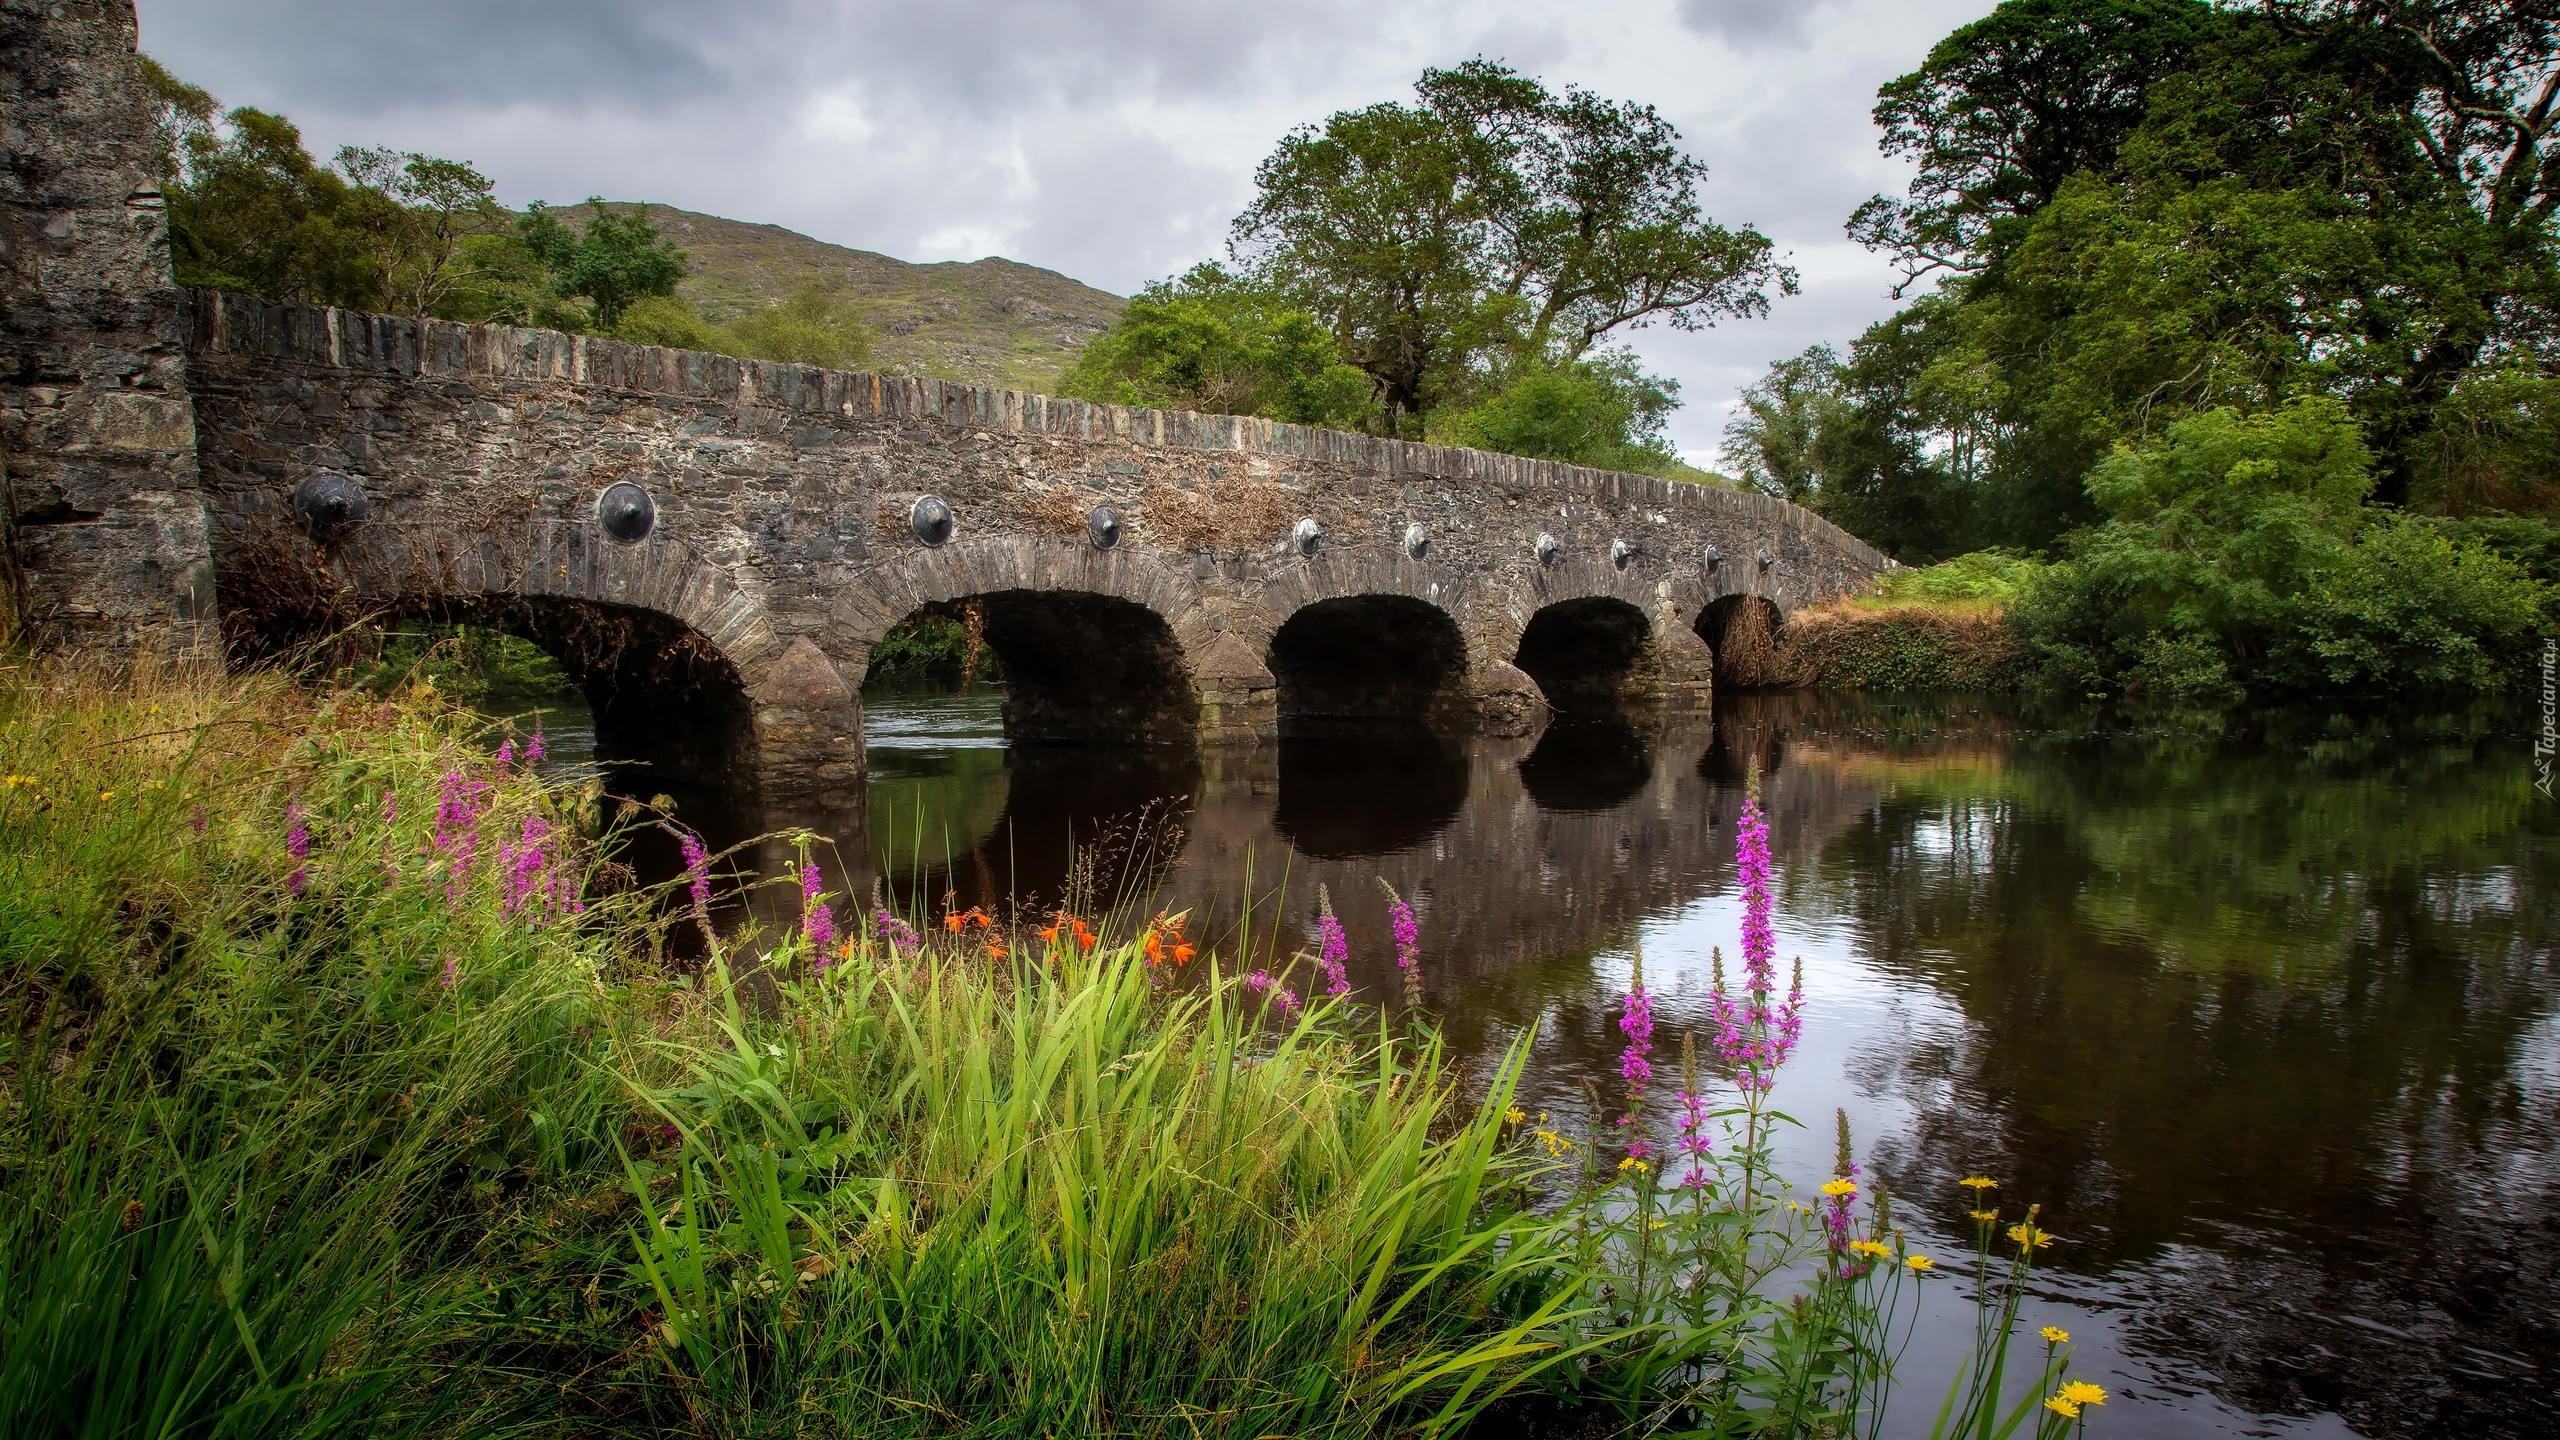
216;518;858;795
1254;555;1526;733
1695;593;1792;691
840;541;1214;745
1488;559;1716;719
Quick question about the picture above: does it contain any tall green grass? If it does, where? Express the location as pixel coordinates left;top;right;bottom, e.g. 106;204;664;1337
0;661;1567;1438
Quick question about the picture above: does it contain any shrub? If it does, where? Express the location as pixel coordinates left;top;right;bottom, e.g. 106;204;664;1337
2014;399;2551;701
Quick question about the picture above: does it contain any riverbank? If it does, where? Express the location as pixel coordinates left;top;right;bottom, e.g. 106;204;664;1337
1;661;2110;1438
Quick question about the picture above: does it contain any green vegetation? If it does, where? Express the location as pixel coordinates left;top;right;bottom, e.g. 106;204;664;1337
1704;0;2560;702
863;609;1000;688
353;622;580;708
1;666;2110;1437
1721;0;2560;557
141;62;870;370
1064;61;1779;478
2015;399;2550;700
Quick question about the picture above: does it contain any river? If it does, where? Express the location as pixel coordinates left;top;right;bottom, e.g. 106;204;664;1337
531;684;2560;1439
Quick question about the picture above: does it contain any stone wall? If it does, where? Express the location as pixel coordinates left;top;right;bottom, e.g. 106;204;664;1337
0;0;215;654
182;290;1888;795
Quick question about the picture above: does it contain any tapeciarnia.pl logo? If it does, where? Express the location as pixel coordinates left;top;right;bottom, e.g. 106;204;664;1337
2538;637;2556;799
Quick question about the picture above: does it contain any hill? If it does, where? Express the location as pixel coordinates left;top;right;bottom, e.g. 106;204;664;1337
605;204;1125;393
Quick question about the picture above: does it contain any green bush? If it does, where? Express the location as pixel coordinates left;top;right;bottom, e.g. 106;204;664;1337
2015;399;2551;701
1870;550;2050;607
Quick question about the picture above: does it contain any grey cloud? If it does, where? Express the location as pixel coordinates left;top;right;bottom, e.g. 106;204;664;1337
1676;0;1847;49
130;0;1985;459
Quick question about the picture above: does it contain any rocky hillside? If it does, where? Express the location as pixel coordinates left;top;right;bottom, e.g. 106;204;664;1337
616;204;1124;393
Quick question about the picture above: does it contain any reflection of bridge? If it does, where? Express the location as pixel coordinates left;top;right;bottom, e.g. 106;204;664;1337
838;700;1885;987
9;4;1887;804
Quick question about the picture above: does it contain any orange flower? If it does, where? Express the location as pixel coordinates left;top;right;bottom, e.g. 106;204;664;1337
944;911;966;933
972;909;994;929
1142;931;1165;964
836;939;855;959
986;939;1007;958
1037;917;1062;943
1071;919;1095;948
1172;941;1196;965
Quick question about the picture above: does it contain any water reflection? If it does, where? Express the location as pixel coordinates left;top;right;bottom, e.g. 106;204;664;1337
707;686;2555;1438
1272;723;1470;858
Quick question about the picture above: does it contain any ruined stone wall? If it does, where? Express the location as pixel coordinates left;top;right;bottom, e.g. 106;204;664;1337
0;0;214;654
181;290;1888;790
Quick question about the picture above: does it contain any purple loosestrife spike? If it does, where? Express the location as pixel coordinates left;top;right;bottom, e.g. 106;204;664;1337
679;833;712;915
802;861;836;952
500;816;552;917
1619;947;1654;1163
1379;877;1421;1004
496;739;515;769
873;909;920;953
524;729;545;766
1313;884;1350;997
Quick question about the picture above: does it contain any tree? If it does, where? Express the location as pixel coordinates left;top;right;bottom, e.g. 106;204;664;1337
1058;263;1373;426
1839;0;2560;542
1233;61;1789;433
1431;351;1684;474
1720;345;1858;503
332;146;501;318
1849;0;2221;296
714;281;872;369
516;200;689;329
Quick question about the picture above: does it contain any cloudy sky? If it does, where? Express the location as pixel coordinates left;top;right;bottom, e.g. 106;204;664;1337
132;0;1993;465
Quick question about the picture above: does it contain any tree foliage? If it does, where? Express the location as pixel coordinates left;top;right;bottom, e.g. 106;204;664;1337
1232;61;1789;431
2015;399;2550;699
1814;0;2560;564
1058;264;1372;426
137;59;874;373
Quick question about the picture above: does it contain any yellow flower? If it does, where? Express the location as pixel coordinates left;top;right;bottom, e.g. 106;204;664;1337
1849;1239;1892;1259
2009;1223;2054;1250
2040;1326;2071;1345
1616;1156;1651;1174
1819;1177;1858;1198
1959;1175;1998;1191
99;790;114;801
2043;1396;2080;1420
1503;1106;1526;1127
2059;1381;2106;1407
1968;1208;1999;1223
1905;1254;1934;1272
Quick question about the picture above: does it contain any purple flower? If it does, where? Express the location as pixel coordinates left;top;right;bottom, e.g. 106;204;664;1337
1243;969;1301;1016
1313;885;1350;997
1380;877;1421;1004
285;801;309;896
1673;1089;1714;1189
380;791;397;826
1706;765;1804;1093
679;833;712;917
524;730;546;766
873;909;920;953
1619;972;1654;1092
499;815;552;916
801;861;836;953
496;739;516;769
433;770;489;874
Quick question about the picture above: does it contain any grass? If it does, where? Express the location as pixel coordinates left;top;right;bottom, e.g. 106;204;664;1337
0;659;1562;1438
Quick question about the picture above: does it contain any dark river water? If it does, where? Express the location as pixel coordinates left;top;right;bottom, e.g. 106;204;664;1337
534;685;2560;1440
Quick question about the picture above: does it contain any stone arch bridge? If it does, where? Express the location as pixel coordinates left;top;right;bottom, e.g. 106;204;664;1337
5;2;1888;805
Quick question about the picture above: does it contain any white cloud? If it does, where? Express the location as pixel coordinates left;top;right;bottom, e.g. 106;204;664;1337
132;0;1996;460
